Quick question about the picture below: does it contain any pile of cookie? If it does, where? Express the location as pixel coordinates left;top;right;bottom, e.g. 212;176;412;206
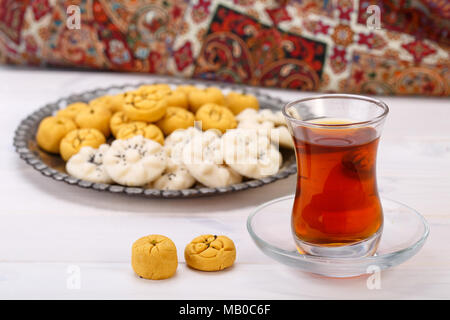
36;84;293;190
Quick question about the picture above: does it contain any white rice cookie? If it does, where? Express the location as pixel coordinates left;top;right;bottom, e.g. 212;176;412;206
164;127;201;165
164;127;199;149
153;158;196;190
182;130;242;188
236;108;259;122
238;120;293;149
271;126;294;149
66;144;113;184
237;119;275;138
258;109;286;126
104;135;166;186
222;129;282;179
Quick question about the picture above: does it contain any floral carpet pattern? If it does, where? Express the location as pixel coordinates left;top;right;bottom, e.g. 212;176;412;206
0;0;448;95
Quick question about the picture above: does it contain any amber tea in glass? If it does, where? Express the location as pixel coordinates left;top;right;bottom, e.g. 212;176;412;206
283;95;389;258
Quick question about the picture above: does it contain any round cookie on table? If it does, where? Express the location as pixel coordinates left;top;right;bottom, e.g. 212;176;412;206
131;234;178;280
184;235;236;272
36;116;77;154
116;122;164;146
59;128;106;161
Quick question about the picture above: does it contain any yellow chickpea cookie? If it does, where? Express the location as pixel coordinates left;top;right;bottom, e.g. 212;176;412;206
75;104;112;137
110;111;131;137
123;93;168;122
175;85;199;94
131;235;178;280
195;103;237;133
188;87;225;112
60;128;106;161
89;94;125;113
156;107;195;136
185;235;236;272
122;90;139;101
36;116;77;154
225;92;259;115
163;90;189;109
116;122;164;145
57;102;89;121
137;84;172;97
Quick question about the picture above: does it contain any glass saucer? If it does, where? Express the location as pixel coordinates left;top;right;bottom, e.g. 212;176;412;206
247;195;429;278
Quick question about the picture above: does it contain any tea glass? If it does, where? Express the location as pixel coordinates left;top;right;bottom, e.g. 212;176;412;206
282;94;389;258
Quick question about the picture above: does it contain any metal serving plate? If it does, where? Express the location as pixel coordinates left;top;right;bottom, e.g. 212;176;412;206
13;80;297;198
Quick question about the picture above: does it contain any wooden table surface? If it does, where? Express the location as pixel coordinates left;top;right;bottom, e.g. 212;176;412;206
1;66;449;299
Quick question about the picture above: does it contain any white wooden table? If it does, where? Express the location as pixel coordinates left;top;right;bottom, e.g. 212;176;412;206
1;66;449;299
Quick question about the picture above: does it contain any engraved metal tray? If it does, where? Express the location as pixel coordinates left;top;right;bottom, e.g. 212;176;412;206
13;80;297;198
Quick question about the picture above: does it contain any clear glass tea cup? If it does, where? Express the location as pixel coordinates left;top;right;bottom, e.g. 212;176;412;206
282;94;389;258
